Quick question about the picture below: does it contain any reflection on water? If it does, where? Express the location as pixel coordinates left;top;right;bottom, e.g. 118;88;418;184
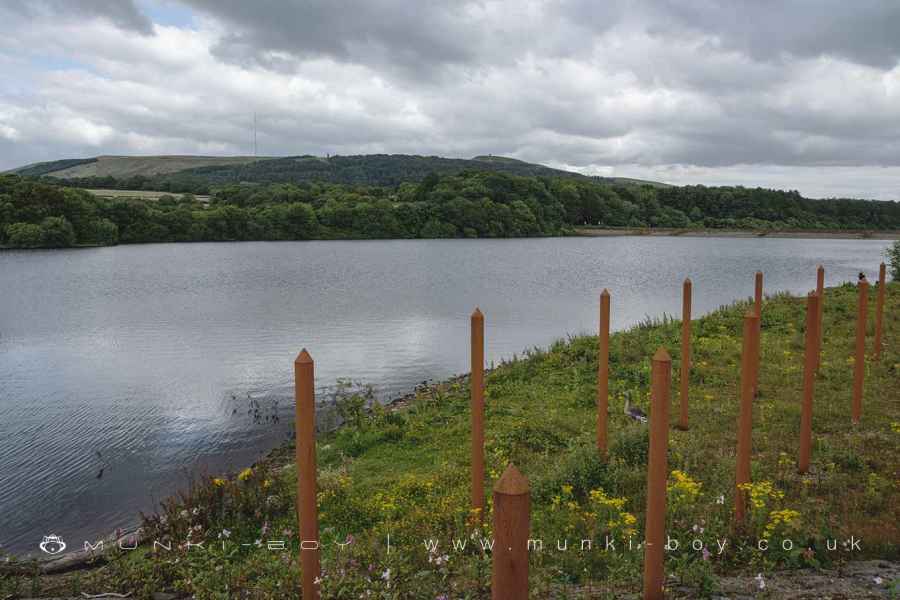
0;236;890;554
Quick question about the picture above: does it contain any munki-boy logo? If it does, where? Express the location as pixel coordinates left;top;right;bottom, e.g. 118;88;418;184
39;534;66;555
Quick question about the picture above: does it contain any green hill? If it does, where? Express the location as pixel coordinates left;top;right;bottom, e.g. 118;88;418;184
10;153;668;189
11;155;266;179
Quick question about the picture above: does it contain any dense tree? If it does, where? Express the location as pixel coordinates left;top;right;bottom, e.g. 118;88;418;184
1;171;898;249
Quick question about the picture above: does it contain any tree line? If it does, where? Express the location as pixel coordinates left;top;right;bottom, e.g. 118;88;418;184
2;171;898;249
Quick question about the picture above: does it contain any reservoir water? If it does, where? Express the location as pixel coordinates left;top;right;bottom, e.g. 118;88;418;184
0;236;890;555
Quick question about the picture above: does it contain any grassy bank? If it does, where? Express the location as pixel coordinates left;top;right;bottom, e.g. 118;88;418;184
3;283;898;599
575;226;900;240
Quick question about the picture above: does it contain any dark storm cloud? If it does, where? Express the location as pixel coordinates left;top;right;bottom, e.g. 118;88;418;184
3;0;153;34
181;0;900;73
181;0;486;76
646;0;900;69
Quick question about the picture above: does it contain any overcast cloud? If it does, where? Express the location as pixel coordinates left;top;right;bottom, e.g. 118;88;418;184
1;0;899;199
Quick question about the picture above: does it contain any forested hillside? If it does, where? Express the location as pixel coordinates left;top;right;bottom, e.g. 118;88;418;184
44;154;595;193
1;169;898;249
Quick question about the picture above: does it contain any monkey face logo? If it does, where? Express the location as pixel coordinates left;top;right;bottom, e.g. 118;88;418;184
39;534;66;555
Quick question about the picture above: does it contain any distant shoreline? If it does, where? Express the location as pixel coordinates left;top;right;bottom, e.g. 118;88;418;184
574;227;900;240
2;228;898;251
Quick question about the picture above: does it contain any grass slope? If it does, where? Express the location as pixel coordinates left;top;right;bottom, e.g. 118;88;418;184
13;153;668;188
5;282;898;599
28;155;266;179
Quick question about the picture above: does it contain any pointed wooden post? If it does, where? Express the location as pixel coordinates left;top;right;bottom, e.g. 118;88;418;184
294;349;320;600
597;289;610;455
799;291;819;474
643;348;671;600
735;310;759;525
752;271;763;397
678;279;692;430
815;265;825;371
491;464;530;600
874;263;886;360
852;279;868;424
471;308;485;518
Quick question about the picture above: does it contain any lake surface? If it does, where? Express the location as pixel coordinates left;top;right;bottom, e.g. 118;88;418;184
0;237;890;555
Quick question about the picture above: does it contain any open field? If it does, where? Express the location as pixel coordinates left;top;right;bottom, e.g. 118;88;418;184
84;189;211;203
47;155;267;179
576;227;900;240
3;282;898;598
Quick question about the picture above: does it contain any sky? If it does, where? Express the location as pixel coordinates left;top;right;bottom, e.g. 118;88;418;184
1;0;899;200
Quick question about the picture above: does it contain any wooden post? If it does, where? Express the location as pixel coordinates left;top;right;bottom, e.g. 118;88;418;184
678;279;692;430
491;464;530;600
815;265;825;371
643;348;671;600
752;271;763;397
471;308;485;517
294;350;321;600
597;289;610;454
874;263;886;360
735;311;759;525
852;279;868;424
798;292;819;474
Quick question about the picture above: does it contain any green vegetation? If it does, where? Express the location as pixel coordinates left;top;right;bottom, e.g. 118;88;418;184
3;283;897;598
3;166;899;249
31;154;595;192
887;241;900;280
11;157;99;178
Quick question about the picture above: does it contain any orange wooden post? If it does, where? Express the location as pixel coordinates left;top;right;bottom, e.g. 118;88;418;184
597;289;610;454
471;308;485;517
294;350;321;600
874;263;886;360
815;265;825;371
642;348;671;600
678;278;692;430
852;279;868;424
798;291;820;474
734;311;759;525
752;271;763;396
491;464;530;600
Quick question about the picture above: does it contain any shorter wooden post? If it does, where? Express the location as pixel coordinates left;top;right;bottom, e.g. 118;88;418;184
874;263;886;360
643;348;671;600
735;311;759;526
491;464;530;600
815;265;825;371
798;291;819;474
597;290;610;455
678;279;692;430
852;279;868;424
295;350;321;600
471;308;485;517
752;271;763;397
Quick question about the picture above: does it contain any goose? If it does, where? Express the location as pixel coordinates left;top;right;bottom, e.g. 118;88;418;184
623;392;648;424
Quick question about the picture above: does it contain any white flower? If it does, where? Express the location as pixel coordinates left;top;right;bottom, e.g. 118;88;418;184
874;576;883;585
179;510;189;519
382;568;390;580
219;528;231;539
192;507;200;516
754;573;766;590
